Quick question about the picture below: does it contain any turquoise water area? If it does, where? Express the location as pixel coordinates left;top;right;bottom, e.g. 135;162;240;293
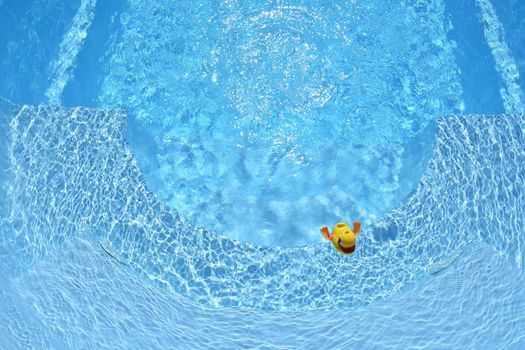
1;0;525;348
1;237;524;349
1;105;525;348
2;106;525;312
98;0;463;246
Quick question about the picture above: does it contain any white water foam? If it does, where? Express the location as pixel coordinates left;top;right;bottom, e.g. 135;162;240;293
45;0;97;104
476;0;525;114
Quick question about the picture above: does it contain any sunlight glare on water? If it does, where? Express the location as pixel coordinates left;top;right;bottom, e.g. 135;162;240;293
101;0;463;246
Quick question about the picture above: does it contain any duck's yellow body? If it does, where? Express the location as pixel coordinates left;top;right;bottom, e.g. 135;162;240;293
320;222;361;255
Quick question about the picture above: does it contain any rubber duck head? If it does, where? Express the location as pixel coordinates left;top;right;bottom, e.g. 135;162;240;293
331;222;356;255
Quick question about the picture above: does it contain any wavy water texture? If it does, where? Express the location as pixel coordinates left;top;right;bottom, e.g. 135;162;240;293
3;237;525;349
44;0;97;104
476;0;525;114
0;0;81;104
1;106;524;311
98;0;463;246
1;106;131;274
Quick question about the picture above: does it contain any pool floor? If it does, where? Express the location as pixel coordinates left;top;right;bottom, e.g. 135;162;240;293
2;237;524;349
2;0;525;348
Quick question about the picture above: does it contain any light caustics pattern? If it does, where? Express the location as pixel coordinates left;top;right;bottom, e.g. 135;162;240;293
476;0;525;114
2;237;524;349
44;0;97;105
98;0;464;246
1;106;524;311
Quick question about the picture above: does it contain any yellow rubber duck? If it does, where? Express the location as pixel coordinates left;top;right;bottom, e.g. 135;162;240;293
320;222;361;255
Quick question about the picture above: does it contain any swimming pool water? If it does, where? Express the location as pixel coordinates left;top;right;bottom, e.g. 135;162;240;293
3;236;525;349
1;0;525;348
2;105;524;311
1;103;525;347
98;0;463;246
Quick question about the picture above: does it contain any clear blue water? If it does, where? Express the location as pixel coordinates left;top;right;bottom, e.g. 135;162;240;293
98;0;463;246
1;0;525;348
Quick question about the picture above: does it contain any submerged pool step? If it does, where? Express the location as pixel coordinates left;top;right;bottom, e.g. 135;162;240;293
476;0;525;114
1;105;525;310
45;0;98;104
0;270;67;349
0;106;134;276
4;236;524;349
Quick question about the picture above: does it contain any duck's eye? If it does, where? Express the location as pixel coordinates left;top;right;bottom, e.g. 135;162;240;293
345;231;350;234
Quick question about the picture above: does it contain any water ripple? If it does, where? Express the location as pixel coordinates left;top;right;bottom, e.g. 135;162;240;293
1;106;524;310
